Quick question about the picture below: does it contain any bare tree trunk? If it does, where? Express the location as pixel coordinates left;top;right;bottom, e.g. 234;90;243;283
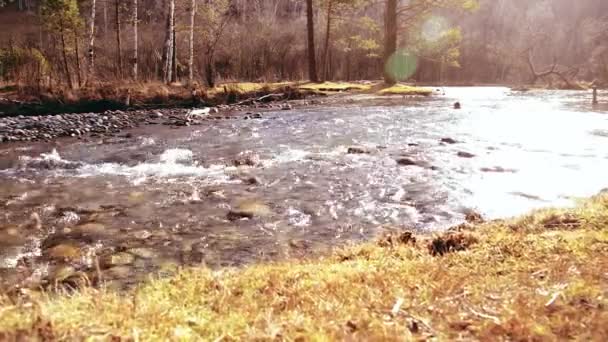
188;0;196;84
383;0;397;84
162;0;175;83
115;0;123;78
60;21;74;89
74;33;82;87
132;0;138;80
103;0;108;34
87;0;96;84
306;0;318;82
322;0;333;81
171;15;177;83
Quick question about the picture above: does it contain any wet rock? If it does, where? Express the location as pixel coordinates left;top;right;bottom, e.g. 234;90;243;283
464;210;484;224
281;104;293;110
233;152;261;167
0;226;27;247
457;151;476;158
243;176;262;185
127;247;156;259
396;158;419;166
49;265;77;283
347;146;372;155
428;232;477;256
72;222;107;236
227;200;272;220
45;244;82;262
100;252;135;269
440;137;459;144
480;166;517;173
103;266;132;279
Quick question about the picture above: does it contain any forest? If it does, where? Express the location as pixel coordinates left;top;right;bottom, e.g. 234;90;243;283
0;0;607;91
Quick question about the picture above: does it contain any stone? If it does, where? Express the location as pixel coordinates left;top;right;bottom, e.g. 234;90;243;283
457;151;476;158
100;252;135;268
227;200;272;220
440;137;459;144
103;266;132;279
347;146;371;154
127;247;156;259
73;222;106;236
233;152;261;167
396;158;418;166
45;244;82;261
480;166;517;173
49;265;77;283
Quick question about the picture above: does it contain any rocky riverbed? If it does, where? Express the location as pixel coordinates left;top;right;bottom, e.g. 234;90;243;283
1;87;607;293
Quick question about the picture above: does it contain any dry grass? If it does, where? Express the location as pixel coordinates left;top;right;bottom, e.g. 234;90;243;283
377;84;433;96
298;81;372;93
1;194;608;340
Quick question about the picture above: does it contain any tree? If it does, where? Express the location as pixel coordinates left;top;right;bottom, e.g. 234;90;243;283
162;0;175;83
321;0;364;81
87;0;96;84
197;0;231;87
40;0;83;88
132;0;138;80
188;0;196;83
383;0;397;84
306;0;318;82
114;0;123;77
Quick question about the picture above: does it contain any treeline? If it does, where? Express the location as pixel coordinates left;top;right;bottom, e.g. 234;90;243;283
0;0;607;90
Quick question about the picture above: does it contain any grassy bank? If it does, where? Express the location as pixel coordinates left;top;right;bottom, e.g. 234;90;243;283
1;194;607;340
0;81;432;116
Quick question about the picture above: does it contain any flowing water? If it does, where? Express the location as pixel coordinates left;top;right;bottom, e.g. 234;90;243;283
1;87;607;289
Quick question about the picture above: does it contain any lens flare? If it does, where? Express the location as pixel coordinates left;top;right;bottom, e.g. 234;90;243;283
385;50;418;81
421;16;449;43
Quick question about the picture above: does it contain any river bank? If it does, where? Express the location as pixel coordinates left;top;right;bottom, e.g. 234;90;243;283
1;193;607;340
0;81;434;143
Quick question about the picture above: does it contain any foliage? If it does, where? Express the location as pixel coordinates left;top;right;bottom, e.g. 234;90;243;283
0;47;49;81
40;0;83;34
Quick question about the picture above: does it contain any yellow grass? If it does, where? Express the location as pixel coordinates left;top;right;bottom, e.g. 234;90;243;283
298;81;372;92
377;84;433;96
1;193;608;340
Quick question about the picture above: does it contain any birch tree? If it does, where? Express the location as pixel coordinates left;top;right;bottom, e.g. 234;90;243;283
162;0;175;83
87;0;96;83
188;0;196;83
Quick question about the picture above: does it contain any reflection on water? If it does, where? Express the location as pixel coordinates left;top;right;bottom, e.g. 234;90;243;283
1;87;607;289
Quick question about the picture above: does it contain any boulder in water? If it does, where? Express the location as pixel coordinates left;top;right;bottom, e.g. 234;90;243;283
396;158;419;166
440;137;459;144
227;199;272;220
457;151;476;159
233;152;261;167
45;244;82;261
100;252;136;269
347;146;372;155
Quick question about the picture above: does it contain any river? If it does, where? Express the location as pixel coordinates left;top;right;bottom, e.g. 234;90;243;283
1;87;607;290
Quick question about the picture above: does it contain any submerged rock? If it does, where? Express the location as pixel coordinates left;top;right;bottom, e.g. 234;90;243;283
233;152;261;167
45;244;82;262
480;166;517;173
457;151;476;159
347;146;372;155
227;200;272;220
396;158;419;166
440;137;459;144
100;252;136;269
